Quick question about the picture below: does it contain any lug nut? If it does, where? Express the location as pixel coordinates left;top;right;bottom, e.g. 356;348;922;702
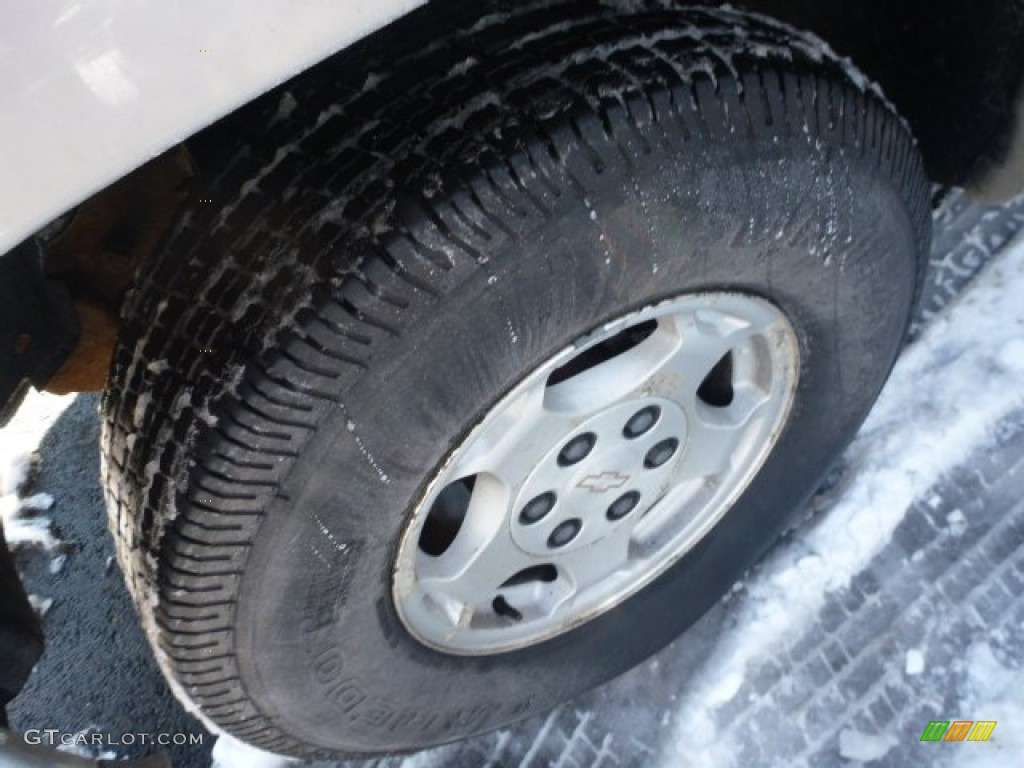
644;437;679;469
623;405;660;439
607;491;641;521
558;433;597;467
547;519;582;548
519;492;557;525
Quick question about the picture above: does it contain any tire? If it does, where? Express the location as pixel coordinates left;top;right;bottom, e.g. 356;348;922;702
101;2;930;759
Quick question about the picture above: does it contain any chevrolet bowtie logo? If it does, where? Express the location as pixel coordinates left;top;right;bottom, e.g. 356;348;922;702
577;471;630;493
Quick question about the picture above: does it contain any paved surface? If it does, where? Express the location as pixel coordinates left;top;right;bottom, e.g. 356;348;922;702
7;396;204;767
7;190;1024;767
678;410;1024;768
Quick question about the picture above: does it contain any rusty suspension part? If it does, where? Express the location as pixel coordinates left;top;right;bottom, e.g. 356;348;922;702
42;147;194;394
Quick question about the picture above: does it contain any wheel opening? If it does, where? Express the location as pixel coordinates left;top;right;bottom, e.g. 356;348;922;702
492;596;523;622
500;564;558;588
697;351;734;407
546;319;658;387
419;476;475;556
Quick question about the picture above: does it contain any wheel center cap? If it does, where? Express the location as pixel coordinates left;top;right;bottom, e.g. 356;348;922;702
509;398;687;556
577;470;631;493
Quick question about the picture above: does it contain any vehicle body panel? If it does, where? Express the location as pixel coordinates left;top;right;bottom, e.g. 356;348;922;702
0;0;424;257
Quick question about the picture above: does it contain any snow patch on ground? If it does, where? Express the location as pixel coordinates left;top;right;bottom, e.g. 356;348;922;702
665;233;1024;763
16;493;55;513
211;734;297;768
837;728;897;762
0;451;36;496
905;648;925;676
706;668;745;707
942;642;1024;768
55;725;118;761
27;595;53;619
1;511;61;552
946;508;968;536
399;750;460;768
1;487;61;553
0;390;74;609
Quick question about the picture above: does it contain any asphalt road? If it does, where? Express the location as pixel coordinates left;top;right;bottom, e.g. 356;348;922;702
7;394;209;766
6;190;1024;768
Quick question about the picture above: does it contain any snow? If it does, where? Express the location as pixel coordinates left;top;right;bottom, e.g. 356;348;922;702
664;231;1024;763
446;56;479;79
2;484;60;553
0;451;36;496
55;725;117;761
945;642;1024;767
905;648;925;676
946;508;968;536
274;91;298;123
837;728;897;762
146;359;170;375
0;392;73;481
0;390;73;623
27;595;53;619
705;669;745;707
16;493;55;514
132;391;152;428
211;734;297;768
1;511;61;551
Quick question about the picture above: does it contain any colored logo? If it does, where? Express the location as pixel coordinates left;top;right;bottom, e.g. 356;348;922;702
920;721;996;742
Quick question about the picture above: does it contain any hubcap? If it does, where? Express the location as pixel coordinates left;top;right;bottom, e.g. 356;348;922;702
393;292;800;654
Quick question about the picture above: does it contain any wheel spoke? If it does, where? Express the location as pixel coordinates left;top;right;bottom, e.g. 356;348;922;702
652;309;756;399
678;384;770;480
417;477;524;608
448;377;574;490
543;319;680;416
556;534;632;603
495;575;574;623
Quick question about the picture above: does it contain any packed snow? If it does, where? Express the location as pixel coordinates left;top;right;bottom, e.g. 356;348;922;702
0;394;73;631
905;648;926;677
26;595;53;620
0;451;35;497
946;508;968;537
211;735;298;768
836;728;898;762
55;726;118;761
0;392;74;574
945;642;1024;768
0;513;61;552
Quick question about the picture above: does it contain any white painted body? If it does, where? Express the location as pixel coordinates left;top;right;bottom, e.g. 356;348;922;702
0;0;424;257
